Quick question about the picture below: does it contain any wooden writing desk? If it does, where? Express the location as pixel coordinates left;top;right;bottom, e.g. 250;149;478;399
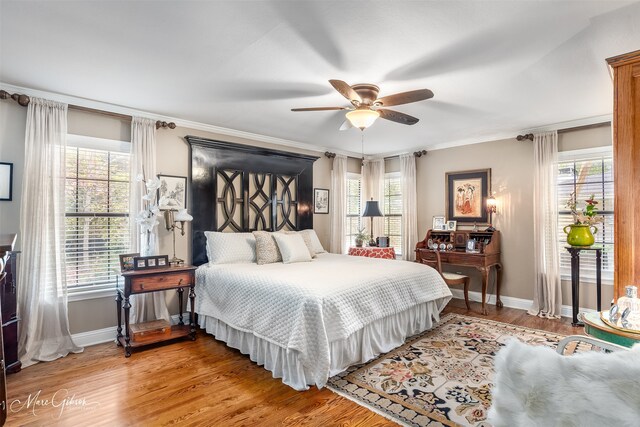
416;229;502;315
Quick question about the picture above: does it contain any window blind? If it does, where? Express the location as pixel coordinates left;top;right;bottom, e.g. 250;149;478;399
557;148;614;283
345;173;362;253
65;137;131;293
384;172;403;256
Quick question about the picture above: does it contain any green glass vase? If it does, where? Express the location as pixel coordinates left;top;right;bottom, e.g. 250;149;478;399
563;224;597;247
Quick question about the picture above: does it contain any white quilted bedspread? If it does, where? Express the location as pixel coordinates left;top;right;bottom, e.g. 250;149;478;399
195;253;452;386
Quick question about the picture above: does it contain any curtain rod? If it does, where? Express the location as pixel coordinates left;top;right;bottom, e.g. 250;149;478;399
0;90;176;130
516;121;611;141
324;150;427;160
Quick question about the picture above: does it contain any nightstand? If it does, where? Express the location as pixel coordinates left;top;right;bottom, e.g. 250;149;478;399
117;265;197;357
348;246;396;259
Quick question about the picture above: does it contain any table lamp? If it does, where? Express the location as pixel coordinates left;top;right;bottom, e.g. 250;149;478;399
164;208;193;265
362;198;383;246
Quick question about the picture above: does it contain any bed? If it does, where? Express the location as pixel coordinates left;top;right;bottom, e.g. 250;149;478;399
186;136;452;390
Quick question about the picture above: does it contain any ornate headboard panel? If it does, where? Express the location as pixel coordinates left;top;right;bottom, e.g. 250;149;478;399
186;136;319;266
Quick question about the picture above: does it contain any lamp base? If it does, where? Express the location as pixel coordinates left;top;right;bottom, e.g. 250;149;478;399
368;238;377;247
170;256;184;266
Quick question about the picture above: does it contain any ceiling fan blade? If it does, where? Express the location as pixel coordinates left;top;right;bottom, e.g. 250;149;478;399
339;119;353;131
378;109;419;125
376;89;434;107
291;107;349;112
329;79;362;104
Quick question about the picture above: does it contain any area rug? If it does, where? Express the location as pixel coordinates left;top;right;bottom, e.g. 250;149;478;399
327;313;582;427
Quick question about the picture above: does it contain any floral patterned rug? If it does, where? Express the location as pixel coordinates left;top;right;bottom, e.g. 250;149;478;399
327;313;574;427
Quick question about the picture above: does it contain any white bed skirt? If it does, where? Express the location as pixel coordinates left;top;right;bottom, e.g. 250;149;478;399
198;300;443;390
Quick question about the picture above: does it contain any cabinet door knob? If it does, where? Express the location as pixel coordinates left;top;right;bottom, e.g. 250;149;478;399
140;283;145;290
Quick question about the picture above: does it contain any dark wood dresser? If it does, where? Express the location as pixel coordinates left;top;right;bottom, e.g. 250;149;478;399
0;235;19;375
0;233;17;426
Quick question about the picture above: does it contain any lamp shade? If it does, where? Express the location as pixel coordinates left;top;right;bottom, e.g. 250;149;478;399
174;208;193;222
362;199;383;217
346;109;380;130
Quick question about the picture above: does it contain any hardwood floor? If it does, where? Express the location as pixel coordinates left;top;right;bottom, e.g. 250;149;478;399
5;300;583;426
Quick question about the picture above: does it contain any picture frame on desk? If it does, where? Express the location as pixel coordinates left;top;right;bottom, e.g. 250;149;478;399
133;255;170;270
119;253;140;272
447;220;457;231
432;216;446;231
445;169;490;224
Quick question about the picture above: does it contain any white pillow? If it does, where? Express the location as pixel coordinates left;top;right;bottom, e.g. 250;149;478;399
272;233;312;264
204;231;256;264
300;229;326;254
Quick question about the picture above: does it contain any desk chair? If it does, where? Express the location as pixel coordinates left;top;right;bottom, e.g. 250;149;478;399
420;250;470;310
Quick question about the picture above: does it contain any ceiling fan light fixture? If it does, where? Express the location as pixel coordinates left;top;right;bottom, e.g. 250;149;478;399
346;109;380;130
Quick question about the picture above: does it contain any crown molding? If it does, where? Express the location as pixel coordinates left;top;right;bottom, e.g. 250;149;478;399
1;82;612;160
0;82;362;158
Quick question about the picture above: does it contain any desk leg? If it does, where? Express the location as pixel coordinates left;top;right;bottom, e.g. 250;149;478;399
596;249;602;312
570;250;583;327
189;285;196;341
177;287;184;326
123;296;132;357
116;291;122;346
495;263;503;309
480;267;489;315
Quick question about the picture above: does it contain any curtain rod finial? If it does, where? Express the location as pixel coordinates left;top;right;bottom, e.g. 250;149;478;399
516;133;534;141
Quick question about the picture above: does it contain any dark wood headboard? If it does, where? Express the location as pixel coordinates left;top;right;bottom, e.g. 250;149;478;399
186;136;319;266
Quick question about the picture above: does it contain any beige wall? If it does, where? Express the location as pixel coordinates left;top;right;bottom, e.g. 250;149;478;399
0;98;613;333
0;106;332;334
414;125;612;309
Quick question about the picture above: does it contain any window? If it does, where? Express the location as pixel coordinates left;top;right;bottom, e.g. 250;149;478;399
345;173;362;253
65;135;131;295
557;147;614;284
383;172;403;256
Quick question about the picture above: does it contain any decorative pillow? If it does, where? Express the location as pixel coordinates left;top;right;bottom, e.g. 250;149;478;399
283;230;316;257
252;231;282;265
272;233;312;264
204;231;256;264
300;229;326;254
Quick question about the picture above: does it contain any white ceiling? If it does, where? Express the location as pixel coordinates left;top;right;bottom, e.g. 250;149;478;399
1;1;639;156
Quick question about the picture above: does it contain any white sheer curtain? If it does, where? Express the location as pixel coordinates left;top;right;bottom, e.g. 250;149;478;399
129;117;170;323
329;155;347;254
362;159;385;238
528;131;562;318
18;98;82;367
400;154;418;261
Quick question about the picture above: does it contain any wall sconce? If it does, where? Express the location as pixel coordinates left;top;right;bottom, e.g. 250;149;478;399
486;195;497;230
164;208;193;265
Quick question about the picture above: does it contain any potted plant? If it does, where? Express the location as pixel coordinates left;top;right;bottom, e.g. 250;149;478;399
354;227;370;248
563;193;604;247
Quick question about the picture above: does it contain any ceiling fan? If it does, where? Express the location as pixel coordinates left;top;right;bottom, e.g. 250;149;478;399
291;79;434;130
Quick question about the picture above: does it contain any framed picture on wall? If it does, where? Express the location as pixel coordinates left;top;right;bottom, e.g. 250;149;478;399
0;162;13;201
314;188;329;214
445;169;491;224
157;174;187;210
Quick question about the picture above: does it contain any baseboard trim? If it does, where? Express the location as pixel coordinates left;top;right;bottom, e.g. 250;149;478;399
449;289;595;319
72;313;188;347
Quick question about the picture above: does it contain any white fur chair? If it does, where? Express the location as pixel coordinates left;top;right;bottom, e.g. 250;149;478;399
488;336;640;427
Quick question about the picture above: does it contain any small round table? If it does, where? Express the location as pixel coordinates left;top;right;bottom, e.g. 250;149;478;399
582;311;640;348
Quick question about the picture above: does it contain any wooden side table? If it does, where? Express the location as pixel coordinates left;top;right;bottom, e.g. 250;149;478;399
348;246;396;259
566;246;602;327
117;265;197;357
582;312;640;348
